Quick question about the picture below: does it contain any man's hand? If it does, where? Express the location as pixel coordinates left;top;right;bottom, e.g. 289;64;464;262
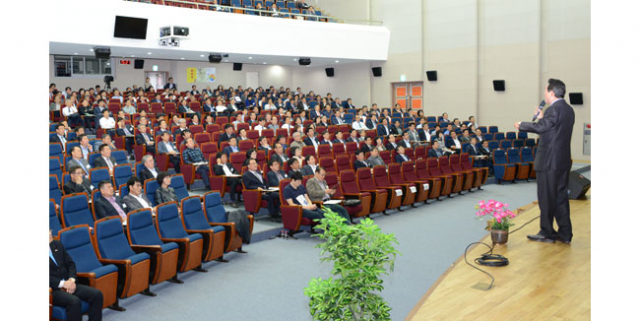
304;204;317;210
324;188;333;194
513;122;520;130
63;279;76;294
537;108;544;119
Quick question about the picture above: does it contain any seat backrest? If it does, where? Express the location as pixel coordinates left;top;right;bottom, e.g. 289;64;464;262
278;179;292;204
155;202;189;238
414;146;426;159
238;140;254;152
505;131;516;140
373;165;392;187
127;209;164;246
50;143;63;163
521;147;534;162
494;132;505;141
113;164;133;188
61;193;94;228
317;144;331;158
181;196;211;230
427;158;444;176
170;175;189;202
488;140;500;151
507;148;522;163
500;140;512;149
402;162;420;181
324;172;343;198
388;163;406;184
89;168;111;189
50;175;62;204
319;156;336;173
493;149;508;164
203;191;227;223
489;126;498;133
340;170;361;193
59;225;103;272
194;133;211;146
144;179;160;206
49;157;63;183
438;156;454;174
111;150;127;165
335;154;351;172
95;217;137;260
405;148;415;161
50;199;63;236
450;154;464;171
357;168;377;191
460;153;473;170
517;132;528;139
302;146;316;159
346;142;358;154
333;143;346;155
380;150;392;164
513;139;524;148
230;152;246;173
415;159;430;179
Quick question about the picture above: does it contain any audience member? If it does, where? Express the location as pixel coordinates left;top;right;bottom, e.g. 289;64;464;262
155;172;178;205
242;159;281;220
123;176;153;212
213;152;241;207
94;180;126;220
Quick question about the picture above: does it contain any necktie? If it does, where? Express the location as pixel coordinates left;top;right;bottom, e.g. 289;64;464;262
276;171;284;181
105;157;113;170
253;171;263;184
143;134;150;143
49;248;58;266
60;135;66;145
77;160;88;175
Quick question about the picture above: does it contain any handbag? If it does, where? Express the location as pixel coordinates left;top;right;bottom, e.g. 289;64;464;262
343;199;362;207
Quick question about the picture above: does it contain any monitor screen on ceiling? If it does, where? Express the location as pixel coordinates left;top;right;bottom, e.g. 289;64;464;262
114;16;148;40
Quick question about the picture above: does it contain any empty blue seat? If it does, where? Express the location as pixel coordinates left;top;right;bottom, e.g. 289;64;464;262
483;133;494;141
113;164;133;188
170;175;189;203
204;191;252;252
50;199;63;237
506;148;530;180
492;150;516;183
89;168;111;190
50;175;62;205
505;132;516;140
494;132;505;141
50;143;64;164
61;193;94;228
136;162;146;178
50;157;63;183
487;140;500;151
181;196;226;261
276;1;285;8
88;153;101;167
287;1;295;8
156;203;205;272
513;139;524;149
478;126;487;134
488;126;499;133
144;179;160;207
500;140;512;150
111;150;127;165
525;138;536;147
517;132;528;139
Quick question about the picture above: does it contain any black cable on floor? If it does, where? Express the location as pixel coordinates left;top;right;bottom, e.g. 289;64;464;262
509;215;540;234
464;242;498;290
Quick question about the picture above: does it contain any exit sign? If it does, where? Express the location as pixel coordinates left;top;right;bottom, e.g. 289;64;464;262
119;59;132;65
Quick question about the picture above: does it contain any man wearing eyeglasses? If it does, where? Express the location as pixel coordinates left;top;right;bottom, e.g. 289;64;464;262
63;165;94;195
305;167;351;223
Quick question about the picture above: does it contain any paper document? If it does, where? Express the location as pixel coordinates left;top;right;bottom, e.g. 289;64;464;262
395;189;403;196
409;186;417;193
423;183;429;191
323;200;342;205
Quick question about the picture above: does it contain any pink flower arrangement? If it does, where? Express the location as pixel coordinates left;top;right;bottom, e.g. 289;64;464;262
475;199;517;231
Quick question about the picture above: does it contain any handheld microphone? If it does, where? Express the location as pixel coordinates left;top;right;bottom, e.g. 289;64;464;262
532;100;545;121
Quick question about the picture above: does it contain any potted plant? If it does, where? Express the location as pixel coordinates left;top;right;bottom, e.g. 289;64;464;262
475;199;517;244
304;210;400;321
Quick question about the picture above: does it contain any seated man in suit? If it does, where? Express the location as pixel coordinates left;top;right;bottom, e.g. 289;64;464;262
213;152;241;207
332;131;347;145
377;118;391;137
331;111;346;125
290;132;306;151
366;114;378;131
305;166;351;223
223;137;241;157
361;136;375;153
173;118;189;140
94;144;117;175
242;158;281;221
157;132;181;174
390;120;404;136
428;141;445;159
218;124;236;145
123;176;153;213
50;229;103;321
303;127;320;150
50;123;68;152
139;155;160;182
445;131;462;154
367;147;387;169
346;129;359;144
67;146;91;178
287;158;303;178
115;118;135;158
63;165;94;195
459;129;471;143
266;159;288;188
353;149;371;171
94;180;127;219
301;155;318;176
399;131;413;149
135;124;155;156
271;143;289;167
385;134;399;151
395;146;411;163
182;138;211;190
283;171;325;221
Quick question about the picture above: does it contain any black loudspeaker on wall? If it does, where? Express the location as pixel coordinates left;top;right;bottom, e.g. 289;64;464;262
426;70;438;81
372;67;382;77
568;171;591;200
325;68;334;77
233;63;243;71
134;59;144;69
569;93;583;105
493;80;506;91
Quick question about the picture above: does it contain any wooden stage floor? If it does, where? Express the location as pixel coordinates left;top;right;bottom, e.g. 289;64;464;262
407;193;591;321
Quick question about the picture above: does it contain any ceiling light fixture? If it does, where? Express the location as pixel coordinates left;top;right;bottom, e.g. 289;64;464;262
147;52;152;55
74;53;78;55
248;57;253;60
89;49;94;52
335;60;339;63
263;62;267;64
181;58;185;60
200;54;205;57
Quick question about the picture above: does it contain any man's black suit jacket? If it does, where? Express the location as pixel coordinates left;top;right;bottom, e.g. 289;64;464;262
242;171;268;190
398;140;412;148
50;135;66;146
354;160;370;171
213;163;238;176
63;179;92;195
136;132;154;146
267;170;287;187
93;156;117;168
50;240;77;291
164;83;177;90
519;99;575;172
303;136;318;147
139;166;159;182
428;149;443;159
219;132;236;145
465;144;480;156
386;142;399;151
94;195;125;219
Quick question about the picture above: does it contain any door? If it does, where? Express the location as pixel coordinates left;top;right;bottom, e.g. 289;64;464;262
246;72;259;88
392;82;423;110
145;72;168;91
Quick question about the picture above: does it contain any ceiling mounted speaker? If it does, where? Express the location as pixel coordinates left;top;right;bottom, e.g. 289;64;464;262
569;93;583;105
325;68;334;77
493;80;506;91
372;67;382;77
233;63;243;71
94;47;111;59
298;57;311;66
134;59;144;69
209;54;222;63
426;70;438;81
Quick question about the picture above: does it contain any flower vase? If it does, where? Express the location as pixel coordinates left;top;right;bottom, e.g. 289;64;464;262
491;228;509;244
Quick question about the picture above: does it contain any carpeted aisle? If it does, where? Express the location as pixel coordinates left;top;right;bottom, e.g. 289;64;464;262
102;167;589;321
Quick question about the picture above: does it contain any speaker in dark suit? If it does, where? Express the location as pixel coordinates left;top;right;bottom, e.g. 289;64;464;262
50;232;103;321
517;79;575;243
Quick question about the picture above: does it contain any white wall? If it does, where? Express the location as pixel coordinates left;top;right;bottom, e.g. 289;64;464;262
292;62;372;107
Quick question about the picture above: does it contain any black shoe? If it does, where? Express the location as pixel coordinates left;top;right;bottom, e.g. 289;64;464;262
557;239;571;244
270;217;282;223
527;234;555;243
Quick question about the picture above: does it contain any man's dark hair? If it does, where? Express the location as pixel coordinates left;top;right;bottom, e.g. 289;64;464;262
68;165;82;174
365;136;372;141
162;131;171;137
50;83;56;89
355;149;364;156
98;143;109;152
78;134;88;142
55;123;65;131
268;159;279;168
305;154;315;162
126;176;142;190
287;158;298;167
156;171;171;185
290;146;299;155
349;129;357;135
469;116;474;120
215;151;225;159
290;171;303;181
98;180;112;191
470;137;477;142
224;124;234;130
181;129;191;137
315;166;325;174
70;146;81;154
547;78;566;98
